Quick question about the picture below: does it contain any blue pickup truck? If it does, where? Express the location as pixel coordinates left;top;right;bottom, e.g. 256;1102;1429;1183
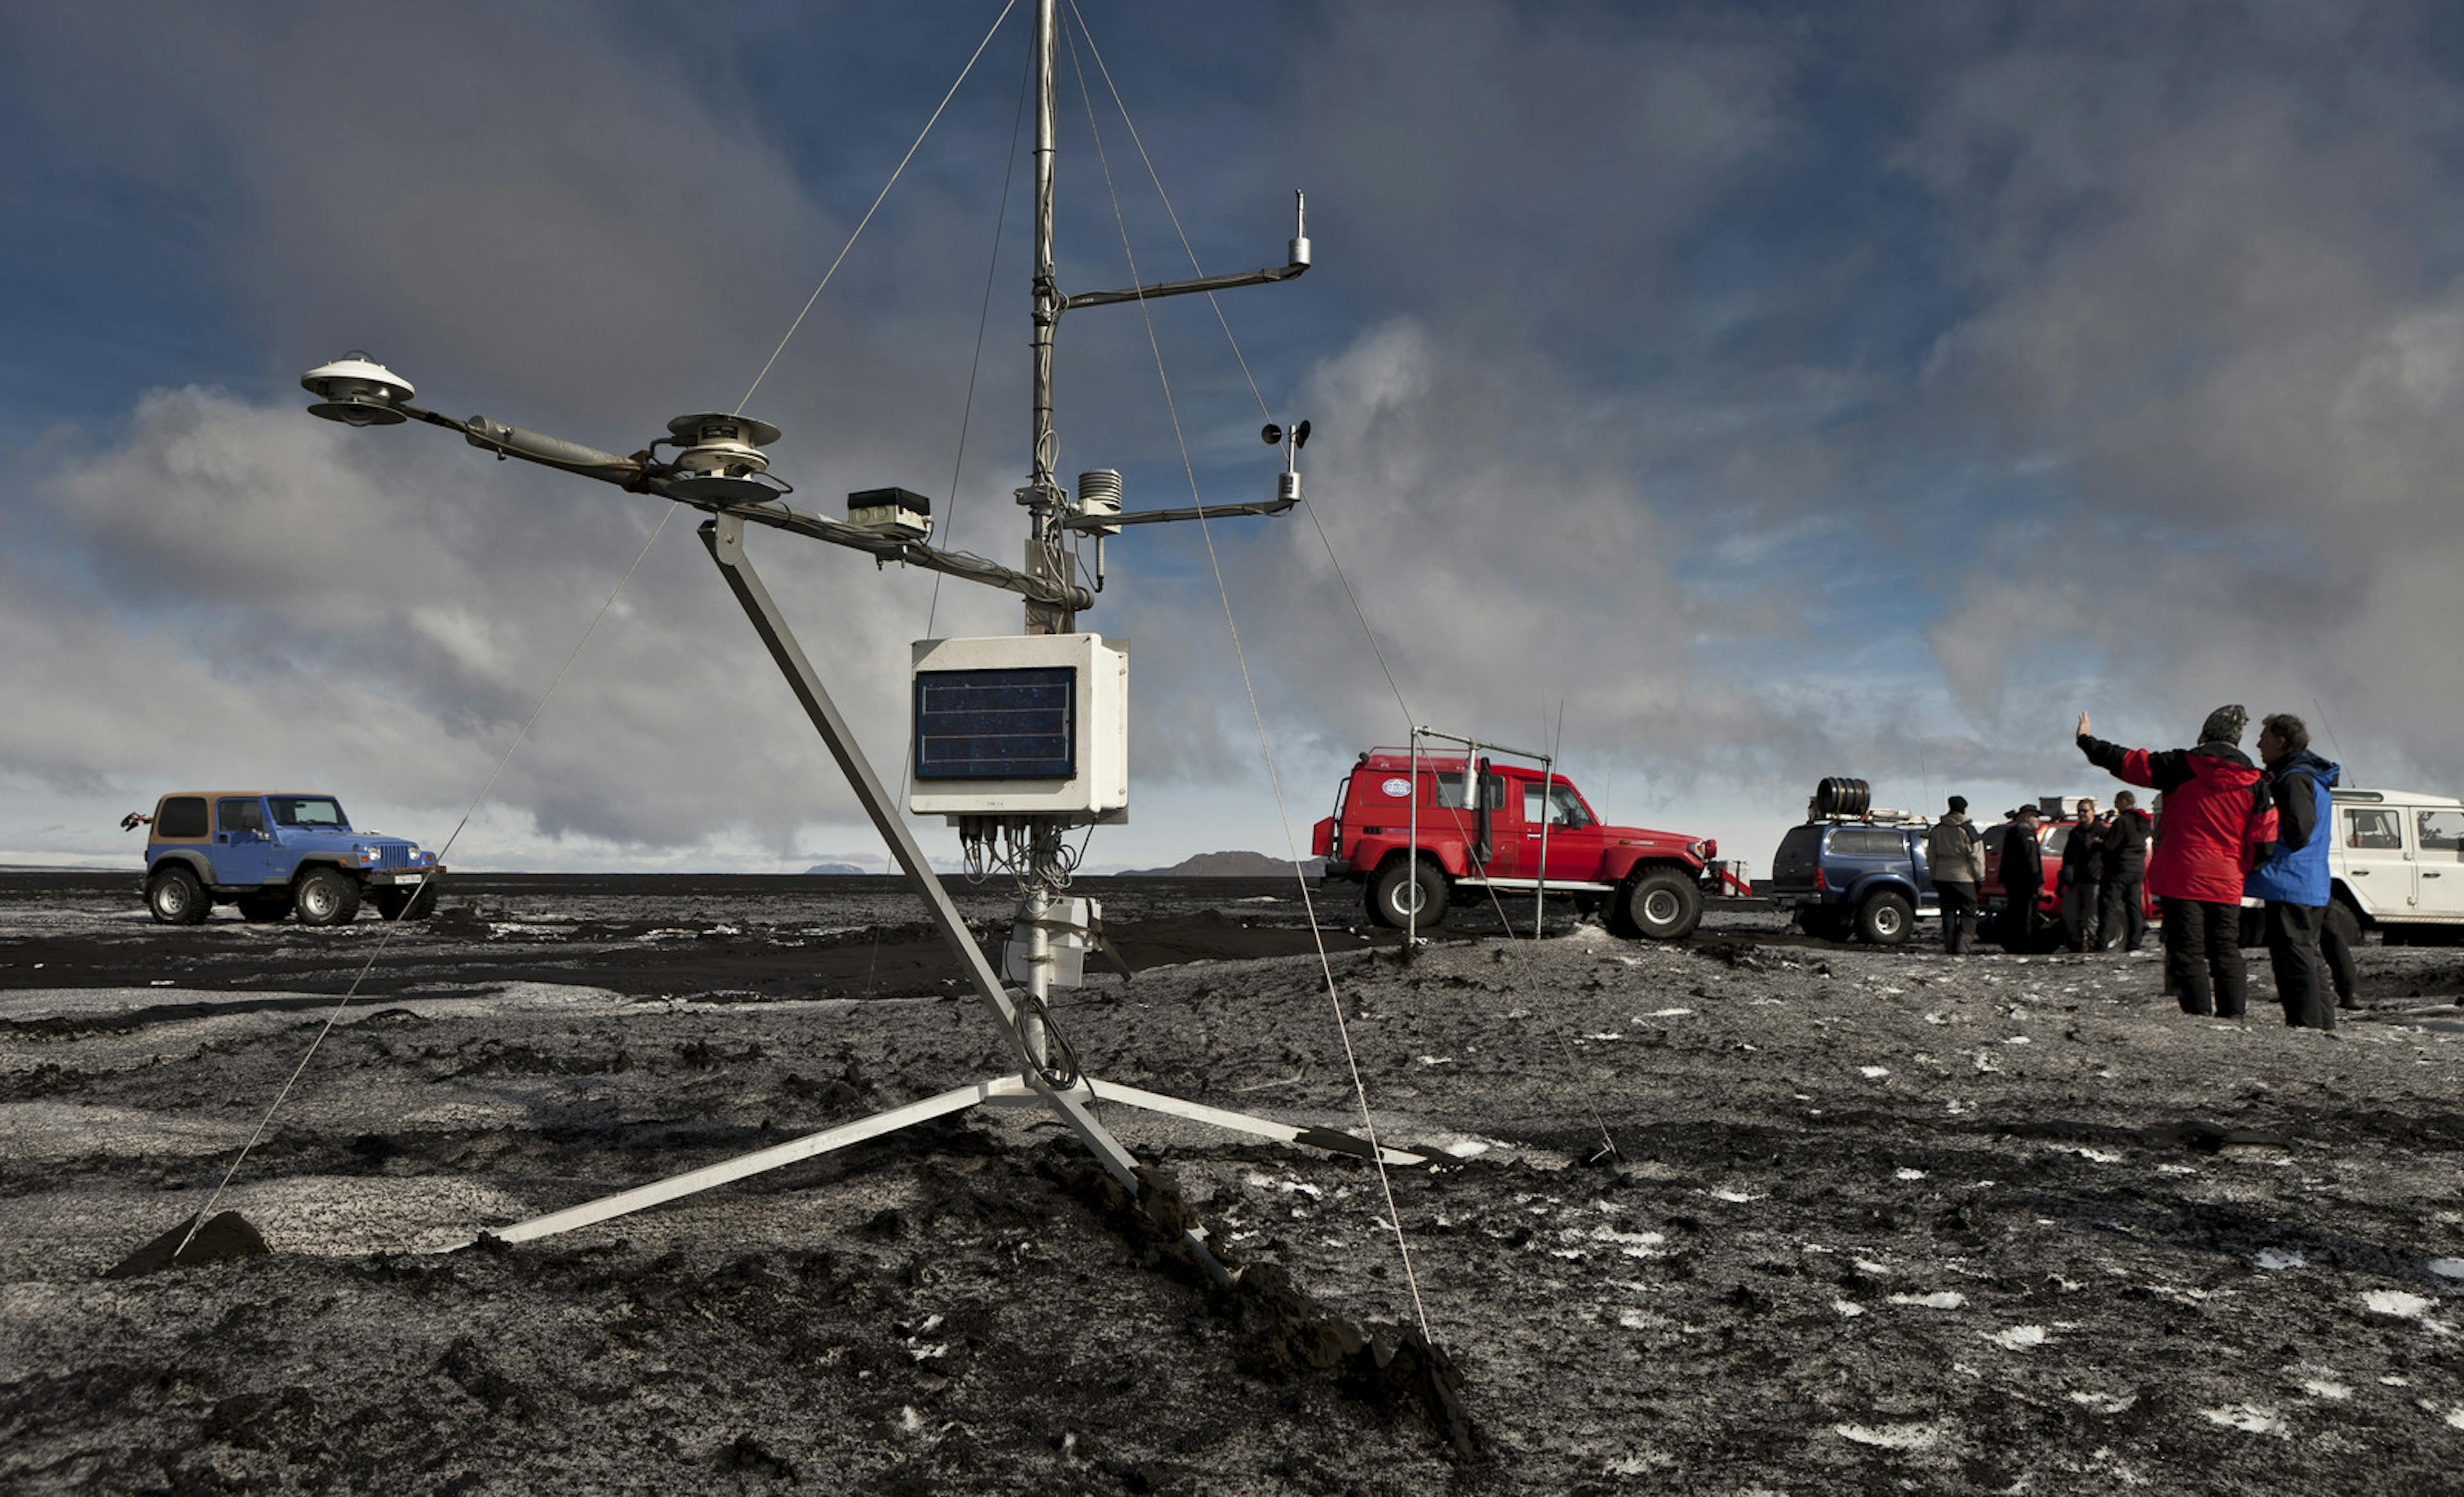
1766;816;1937;946
132;792;442;926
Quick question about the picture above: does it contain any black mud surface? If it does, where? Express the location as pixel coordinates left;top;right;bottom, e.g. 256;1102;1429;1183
4;871;2463;1493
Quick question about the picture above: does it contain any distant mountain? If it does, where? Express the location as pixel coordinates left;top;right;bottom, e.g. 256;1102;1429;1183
1116;850;1322;878
801;862;870;876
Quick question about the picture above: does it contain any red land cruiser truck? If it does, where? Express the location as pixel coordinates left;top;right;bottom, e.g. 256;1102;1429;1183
1311;748;1738;940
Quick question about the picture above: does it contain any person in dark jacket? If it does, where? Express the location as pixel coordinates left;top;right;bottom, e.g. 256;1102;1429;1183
1928;796;1985;954
2060;796;2105;952
1998;805;2046;951
2076;706;2272;1018
2324;911;2363;1012
2247;714;2341;1030
2098;790;2152;953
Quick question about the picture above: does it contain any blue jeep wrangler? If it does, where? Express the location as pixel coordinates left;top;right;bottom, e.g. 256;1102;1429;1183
1767;816;1937;946
130;792;442;926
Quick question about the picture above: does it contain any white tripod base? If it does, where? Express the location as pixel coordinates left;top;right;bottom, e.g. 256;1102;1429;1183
486;1074;1423;1270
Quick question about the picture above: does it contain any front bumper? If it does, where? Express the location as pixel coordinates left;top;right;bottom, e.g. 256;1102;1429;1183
363;866;445;886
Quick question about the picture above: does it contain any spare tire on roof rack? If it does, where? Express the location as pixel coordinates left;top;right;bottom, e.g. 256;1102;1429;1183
1815;777;1870;818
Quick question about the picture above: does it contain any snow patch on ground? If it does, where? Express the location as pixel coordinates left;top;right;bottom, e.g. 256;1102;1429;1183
2255;1249;2307;1270
2069;1391;2136;1414
1589;1226;1666;1255
2200;1404;2290;1439
2363;1290;2436;1321
1832;1421;1942;1450
1889;1291;1967;1310
2429;1258;2464;1281
1989;1325;2048;1350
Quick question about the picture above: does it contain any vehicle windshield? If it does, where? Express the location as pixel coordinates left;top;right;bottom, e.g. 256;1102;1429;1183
269;796;350;829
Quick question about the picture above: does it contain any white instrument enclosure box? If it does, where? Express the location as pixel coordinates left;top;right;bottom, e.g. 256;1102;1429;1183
908;634;1129;823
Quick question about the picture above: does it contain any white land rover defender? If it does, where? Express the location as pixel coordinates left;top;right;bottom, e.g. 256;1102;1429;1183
2326;787;2464;945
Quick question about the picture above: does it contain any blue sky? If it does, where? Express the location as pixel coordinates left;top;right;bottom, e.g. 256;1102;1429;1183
6;1;2464;875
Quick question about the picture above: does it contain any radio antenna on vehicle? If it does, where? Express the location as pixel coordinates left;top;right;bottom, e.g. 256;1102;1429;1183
2312;695;2348;769
298;0;1398;1283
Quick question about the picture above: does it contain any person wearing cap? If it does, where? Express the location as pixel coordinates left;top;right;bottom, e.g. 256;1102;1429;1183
1998;804;2046;951
1927;795;1985;954
2098;790;2153;954
2075;706;2272;1018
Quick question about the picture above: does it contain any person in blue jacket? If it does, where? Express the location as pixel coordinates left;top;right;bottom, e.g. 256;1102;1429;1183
2248;713;2340;1030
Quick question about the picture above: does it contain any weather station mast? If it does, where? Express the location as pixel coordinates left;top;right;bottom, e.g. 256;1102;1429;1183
298;0;1386;1282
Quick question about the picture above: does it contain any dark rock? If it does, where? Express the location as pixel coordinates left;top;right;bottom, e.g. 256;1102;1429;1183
105;1211;269;1279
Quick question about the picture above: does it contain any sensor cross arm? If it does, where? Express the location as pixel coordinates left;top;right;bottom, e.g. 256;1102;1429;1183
723;502;1093;610
462;414;645;484
1059;259;1307;313
1057;495;1296;531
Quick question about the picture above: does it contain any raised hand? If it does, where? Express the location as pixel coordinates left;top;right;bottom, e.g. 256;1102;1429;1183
2075;711;2091;739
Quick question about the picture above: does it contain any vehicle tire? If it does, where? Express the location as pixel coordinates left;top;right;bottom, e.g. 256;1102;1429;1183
1621;869;1702;941
1856;889;1913;946
373;885;438;921
1362;878;1394;928
1372;857;1449;930
236;893;291;923
294;866;363;928
146;866;210;926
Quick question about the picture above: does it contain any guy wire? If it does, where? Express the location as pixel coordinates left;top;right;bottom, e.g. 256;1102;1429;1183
171;506;678;1260
1070;0;1621;1167
1064;13;1432;1340
735;0;1019;415
1063;2;1414;730
869;37;1034;1001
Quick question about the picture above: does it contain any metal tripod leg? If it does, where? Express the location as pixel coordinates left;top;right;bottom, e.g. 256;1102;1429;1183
488;514;1235;1278
1016;1079;1426;1167
493;1077;1034;1244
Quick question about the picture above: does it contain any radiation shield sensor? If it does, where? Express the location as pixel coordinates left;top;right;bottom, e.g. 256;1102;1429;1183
909;634;1128;822
301;352;415;426
664;413;787;506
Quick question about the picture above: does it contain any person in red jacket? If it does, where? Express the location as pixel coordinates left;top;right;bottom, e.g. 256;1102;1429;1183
2075;707;2274;1018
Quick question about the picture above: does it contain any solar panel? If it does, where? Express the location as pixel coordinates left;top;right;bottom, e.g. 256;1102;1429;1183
914;666;1077;780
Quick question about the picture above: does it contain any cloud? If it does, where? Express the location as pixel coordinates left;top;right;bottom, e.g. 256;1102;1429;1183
12;2;2464;875
1911;6;2464;783
1;385;965;864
